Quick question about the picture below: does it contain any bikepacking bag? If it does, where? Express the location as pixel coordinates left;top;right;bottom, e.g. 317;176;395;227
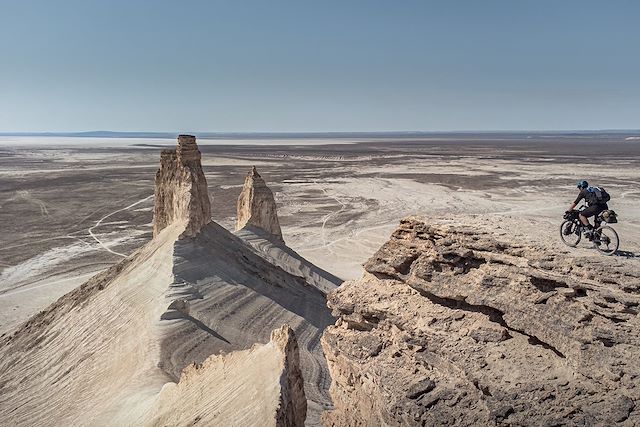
564;210;579;221
601;209;618;223
587;186;611;204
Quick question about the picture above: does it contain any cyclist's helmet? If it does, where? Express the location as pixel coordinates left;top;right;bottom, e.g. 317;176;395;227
577;180;589;189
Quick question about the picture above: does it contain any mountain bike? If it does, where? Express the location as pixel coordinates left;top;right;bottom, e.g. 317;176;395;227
560;206;619;255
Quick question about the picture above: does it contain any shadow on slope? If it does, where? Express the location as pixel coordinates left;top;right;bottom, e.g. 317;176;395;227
158;222;336;422
235;225;343;294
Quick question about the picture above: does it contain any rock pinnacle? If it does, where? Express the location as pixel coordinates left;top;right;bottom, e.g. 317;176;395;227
236;166;284;242
153;135;211;237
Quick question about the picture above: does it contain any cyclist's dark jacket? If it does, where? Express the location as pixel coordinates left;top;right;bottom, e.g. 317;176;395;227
575;189;608;218
574;189;607;207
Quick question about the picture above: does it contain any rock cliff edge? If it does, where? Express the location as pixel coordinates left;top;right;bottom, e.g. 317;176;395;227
322;217;639;426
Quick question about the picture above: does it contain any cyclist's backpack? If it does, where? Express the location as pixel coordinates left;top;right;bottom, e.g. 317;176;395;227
586;186;611;204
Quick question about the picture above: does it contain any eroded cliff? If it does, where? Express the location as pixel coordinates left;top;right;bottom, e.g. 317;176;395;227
236;166;284;242
144;325;306;427
153;134;211;237
322;217;639;426
0;136;336;427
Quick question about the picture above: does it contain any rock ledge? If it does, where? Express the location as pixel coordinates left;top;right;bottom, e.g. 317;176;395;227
322;216;639;426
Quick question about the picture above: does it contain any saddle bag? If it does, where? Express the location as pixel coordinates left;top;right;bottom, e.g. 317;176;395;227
601;209;618;223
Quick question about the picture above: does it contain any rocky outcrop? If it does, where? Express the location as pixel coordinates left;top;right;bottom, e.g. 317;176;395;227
157;220;334;425
272;325;308;427
153;135;211;237
0;140;339;426
144;325;306;427
236;166;283;242
322;217;640;426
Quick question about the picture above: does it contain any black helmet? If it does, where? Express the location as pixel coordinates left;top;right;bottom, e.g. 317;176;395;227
577;180;588;189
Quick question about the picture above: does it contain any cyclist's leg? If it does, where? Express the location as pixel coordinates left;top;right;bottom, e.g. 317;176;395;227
578;214;590;227
592;204;608;228
580;205;599;228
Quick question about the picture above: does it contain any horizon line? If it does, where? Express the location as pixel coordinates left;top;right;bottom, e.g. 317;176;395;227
1;129;639;139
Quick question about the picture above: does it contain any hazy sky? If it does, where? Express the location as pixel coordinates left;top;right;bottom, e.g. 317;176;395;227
1;1;639;132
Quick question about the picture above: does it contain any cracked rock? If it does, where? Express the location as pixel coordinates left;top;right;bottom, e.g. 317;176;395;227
321;216;640;426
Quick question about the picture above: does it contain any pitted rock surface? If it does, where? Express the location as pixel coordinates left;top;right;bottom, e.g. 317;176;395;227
322;216;640;426
236;166;284;242
153;134;211;237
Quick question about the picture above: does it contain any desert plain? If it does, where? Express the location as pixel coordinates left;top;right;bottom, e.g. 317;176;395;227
1;132;639;335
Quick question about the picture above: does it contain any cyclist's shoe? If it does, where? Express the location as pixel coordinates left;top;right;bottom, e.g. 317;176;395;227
583;229;594;240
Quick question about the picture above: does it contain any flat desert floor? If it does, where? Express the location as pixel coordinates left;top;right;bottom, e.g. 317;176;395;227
1;134;639;333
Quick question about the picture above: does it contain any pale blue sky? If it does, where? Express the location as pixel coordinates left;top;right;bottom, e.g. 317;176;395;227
1;0;638;132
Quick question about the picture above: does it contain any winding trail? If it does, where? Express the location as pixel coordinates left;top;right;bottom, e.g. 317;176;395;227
88;195;154;257
10;190;51;218
314;181;347;250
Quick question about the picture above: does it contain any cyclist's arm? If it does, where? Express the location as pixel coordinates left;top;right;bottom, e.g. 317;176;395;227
569;191;584;211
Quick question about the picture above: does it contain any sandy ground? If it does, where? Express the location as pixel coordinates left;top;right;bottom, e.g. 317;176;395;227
1;134;639;333
0;223;181;426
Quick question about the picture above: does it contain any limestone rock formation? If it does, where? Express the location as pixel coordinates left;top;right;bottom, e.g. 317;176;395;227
143;325;307;427
322;217;640;426
236;166;284;242
0;139;340;426
153;134;211;237
158;220;336;424
272;325;308;427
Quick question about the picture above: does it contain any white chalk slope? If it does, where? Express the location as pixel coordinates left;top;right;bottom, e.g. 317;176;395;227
0;218;338;426
0;136;341;426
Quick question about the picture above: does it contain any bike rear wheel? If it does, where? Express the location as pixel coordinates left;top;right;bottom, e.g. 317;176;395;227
593;226;619;256
560;220;581;247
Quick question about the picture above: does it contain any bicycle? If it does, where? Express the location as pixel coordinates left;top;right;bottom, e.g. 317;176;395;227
560;206;619;255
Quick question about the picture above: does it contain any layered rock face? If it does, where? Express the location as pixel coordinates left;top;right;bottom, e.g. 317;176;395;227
322;217;639;426
159;220;336;424
236;166;284;242
153;135;211;237
143;325;306;427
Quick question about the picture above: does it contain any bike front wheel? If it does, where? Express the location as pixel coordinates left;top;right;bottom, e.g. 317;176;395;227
560;220;581;247
593;226;619;255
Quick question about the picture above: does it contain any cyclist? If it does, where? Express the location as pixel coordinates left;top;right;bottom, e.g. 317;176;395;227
566;180;609;238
